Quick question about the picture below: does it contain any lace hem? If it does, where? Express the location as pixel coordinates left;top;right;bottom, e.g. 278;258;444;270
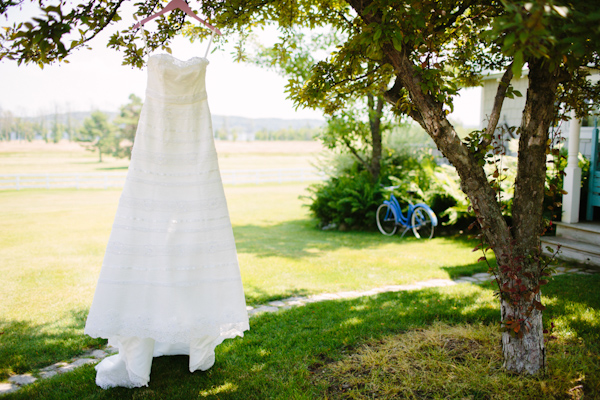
102;261;238;271
114;213;229;224
126;176;222;187
145;88;207;104
138;130;214;145
149;53;209;68
131;148;215;165
112;221;230;233
118;196;223;212
129;166;219;177
85;320;249;345
105;241;235;256
95;355;149;389
97;276;241;287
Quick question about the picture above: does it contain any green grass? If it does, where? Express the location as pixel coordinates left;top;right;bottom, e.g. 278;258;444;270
0;184;490;382
3;275;599;399
1;142;599;398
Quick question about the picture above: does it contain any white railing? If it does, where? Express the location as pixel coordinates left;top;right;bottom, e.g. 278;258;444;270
0;168;325;190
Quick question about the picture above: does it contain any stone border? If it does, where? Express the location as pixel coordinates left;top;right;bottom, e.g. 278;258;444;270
1;266;597;395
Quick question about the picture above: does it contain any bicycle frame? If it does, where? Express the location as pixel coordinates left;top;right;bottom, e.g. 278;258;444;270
382;193;437;238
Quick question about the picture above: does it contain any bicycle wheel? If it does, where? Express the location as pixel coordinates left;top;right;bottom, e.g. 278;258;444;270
411;206;435;239
376;204;398;236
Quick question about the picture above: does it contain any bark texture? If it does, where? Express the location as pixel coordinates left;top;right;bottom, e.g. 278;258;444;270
499;59;559;374
501;297;546;374
367;94;384;181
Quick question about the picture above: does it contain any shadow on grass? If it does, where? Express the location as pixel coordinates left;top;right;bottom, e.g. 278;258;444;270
0;308;105;381
543;273;600;340
5;284;502;399
6;275;600;399
441;258;497;279
233;219;480;260
242;285;312;306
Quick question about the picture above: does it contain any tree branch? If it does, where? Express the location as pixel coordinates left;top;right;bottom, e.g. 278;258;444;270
481;63;513;149
383;74;424;126
76;0;127;49
434;1;472;33
342;135;370;170
331;65;381;89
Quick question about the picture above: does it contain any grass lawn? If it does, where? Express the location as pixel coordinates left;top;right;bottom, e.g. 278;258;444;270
1;141;599;398
3;275;599;399
0;184;490;383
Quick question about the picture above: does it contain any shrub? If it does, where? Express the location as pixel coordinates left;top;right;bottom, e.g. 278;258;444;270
307;142;459;231
307;164;385;230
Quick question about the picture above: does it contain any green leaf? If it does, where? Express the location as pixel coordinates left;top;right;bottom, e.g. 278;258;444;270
512;51;524;77
504;32;516;49
374;28;382;41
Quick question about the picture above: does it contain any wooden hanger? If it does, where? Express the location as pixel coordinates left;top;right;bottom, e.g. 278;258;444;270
133;0;222;35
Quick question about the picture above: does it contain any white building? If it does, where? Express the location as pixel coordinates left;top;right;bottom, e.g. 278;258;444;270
480;71;597;160
479;71;600;265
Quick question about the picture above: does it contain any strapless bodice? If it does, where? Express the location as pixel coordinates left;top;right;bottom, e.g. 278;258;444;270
146;54;209;102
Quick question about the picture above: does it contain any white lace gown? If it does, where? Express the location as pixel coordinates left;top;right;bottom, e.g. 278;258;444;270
84;53;249;389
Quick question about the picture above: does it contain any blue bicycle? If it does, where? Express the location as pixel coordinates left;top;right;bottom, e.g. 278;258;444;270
376;187;438;239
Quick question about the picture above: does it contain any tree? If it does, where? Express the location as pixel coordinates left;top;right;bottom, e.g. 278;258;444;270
34;113;49;143
321;95;389;181
64;108;77;142
15;117;35;141
114;94;142;159
52;105;64;143
3;0;600;375
255;30;391;180
0;109;15;141
78;111;115;162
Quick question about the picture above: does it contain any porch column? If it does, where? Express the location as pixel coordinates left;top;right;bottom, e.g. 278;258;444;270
562;112;582;223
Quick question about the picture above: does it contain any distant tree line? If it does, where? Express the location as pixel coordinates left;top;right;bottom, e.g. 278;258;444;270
254;127;320;141
0;108;78;143
0;94;143;163
213;124;321;141
1;96;322;163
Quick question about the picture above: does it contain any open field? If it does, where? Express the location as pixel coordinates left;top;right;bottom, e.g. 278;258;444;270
0;140;324;174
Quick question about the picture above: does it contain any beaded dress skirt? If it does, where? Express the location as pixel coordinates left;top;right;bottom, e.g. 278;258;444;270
84;54;249;389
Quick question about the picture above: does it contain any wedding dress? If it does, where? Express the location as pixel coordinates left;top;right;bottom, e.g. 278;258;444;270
84;50;249;389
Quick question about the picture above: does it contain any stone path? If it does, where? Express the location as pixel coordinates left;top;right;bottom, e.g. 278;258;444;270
1;265;597;396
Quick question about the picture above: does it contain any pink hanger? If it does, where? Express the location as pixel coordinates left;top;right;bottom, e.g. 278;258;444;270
132;0;222;35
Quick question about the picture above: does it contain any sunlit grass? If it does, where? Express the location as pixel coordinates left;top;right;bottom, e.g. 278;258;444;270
4;275;599;399
0;184;489;382
2;142;598;399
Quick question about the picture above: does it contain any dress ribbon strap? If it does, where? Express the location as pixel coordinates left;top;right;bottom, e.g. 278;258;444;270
204;31;215;59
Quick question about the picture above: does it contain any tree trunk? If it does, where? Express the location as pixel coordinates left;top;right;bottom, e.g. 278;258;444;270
501;295;545;373
347;0;556;375
367;94;384;181
98;148;103;163
498;59;559;374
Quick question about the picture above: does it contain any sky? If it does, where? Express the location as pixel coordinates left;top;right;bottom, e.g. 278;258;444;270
0;4;482;126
